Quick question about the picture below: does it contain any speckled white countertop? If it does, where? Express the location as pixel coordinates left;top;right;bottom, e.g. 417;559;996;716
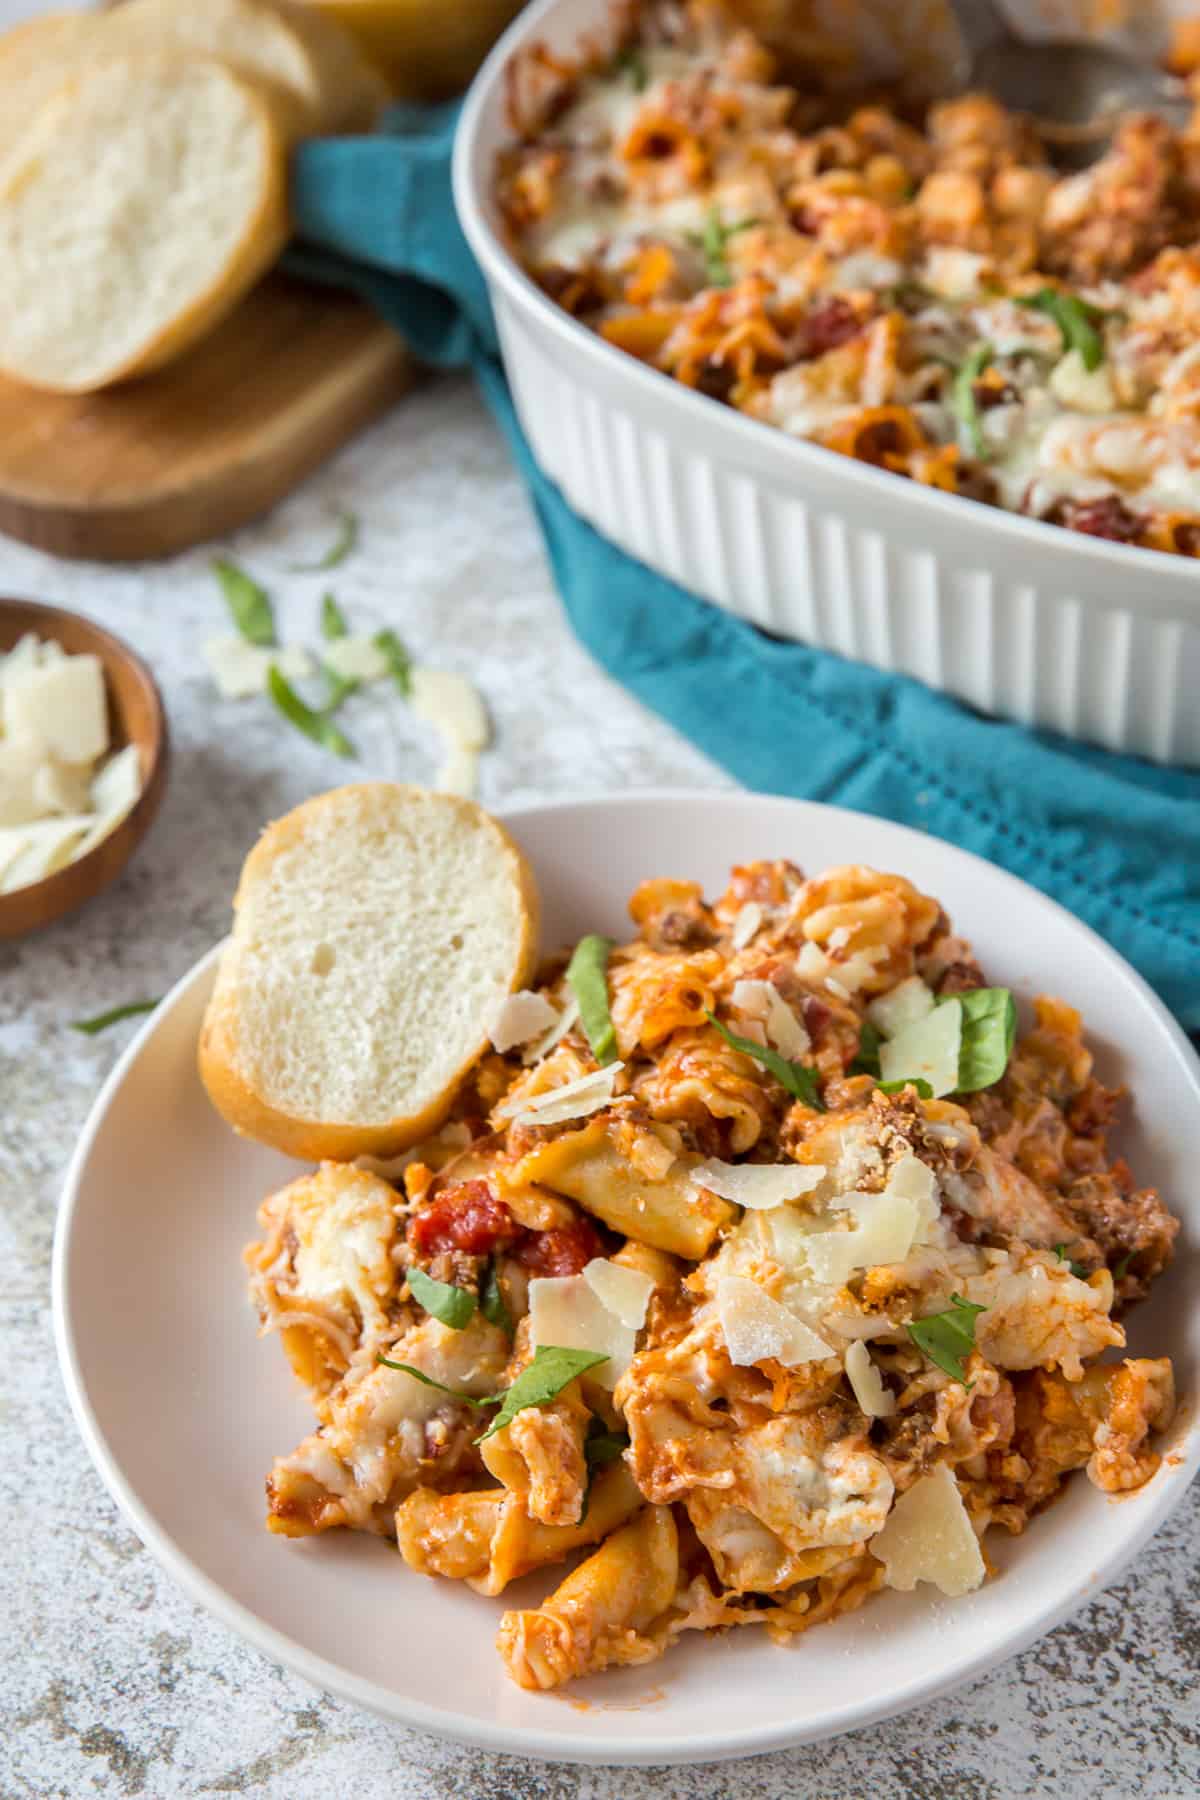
1;375;1197;1799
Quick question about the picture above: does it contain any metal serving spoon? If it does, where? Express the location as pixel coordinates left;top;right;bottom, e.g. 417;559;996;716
946;0;1192;154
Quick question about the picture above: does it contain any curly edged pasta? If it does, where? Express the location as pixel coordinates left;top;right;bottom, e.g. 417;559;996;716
498;0;1200;559
244;857;1178;1688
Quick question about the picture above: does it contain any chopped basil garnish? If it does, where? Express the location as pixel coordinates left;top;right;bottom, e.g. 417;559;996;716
706;1010;825;1111
1112;1250;1133;1281
583;1419;629;1471
376;1343;610;1439
952;341;994;460
373;627;412;696
213;557;275;646
476;1345;609;1442
321;593;349;639
850;1020;883;1078
877;1077;934;1098
267;665;356;759
566;934;618;1066
907;1294;986;1386
293;509;359;572
375;1356;494;1406
1053;1244;1090;1281
71;999;160;1035
951;987;1016;1093
1017;288;1106;371
687;210;759;288
407;1265;476;1330
481;1259;513;1334
613;45;648;91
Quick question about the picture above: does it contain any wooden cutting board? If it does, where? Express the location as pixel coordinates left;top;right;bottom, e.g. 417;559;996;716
0;274;412;563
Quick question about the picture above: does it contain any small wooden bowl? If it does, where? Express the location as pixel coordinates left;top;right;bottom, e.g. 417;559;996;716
0;598;168;938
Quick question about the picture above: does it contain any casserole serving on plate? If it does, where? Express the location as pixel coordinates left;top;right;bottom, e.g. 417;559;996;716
454;0;1200;764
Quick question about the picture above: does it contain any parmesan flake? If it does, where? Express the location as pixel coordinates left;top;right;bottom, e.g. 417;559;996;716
870;1463;985;1596
845;1339;896;1418
731;901;763;949
489;990;560;1054
691;1157;825;1210
716;1275;834;1368
582;1257;654;1329
509;1061;624;1127
529;1273;636;1388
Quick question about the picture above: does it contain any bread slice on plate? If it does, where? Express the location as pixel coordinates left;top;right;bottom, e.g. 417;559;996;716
0;13;104;162
199;784;541;1163
0;53;290;395
104;0;390;137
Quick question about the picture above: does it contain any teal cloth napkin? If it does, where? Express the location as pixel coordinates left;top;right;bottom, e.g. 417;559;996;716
287;103;1200;1030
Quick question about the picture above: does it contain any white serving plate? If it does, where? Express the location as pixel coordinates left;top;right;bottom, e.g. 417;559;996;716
54;792;1199;1764
453;0;1200;766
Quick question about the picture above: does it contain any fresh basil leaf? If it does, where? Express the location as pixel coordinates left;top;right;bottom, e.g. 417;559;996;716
267;665;356;759
1053;1244;1090;1281
407;1265;476;1330
1017;288;1106;371
476;1345;609;1442
584;1421;629;1471
687;209;759;287
321;593;349;639
613;44;648;90
1112;1250;1133;1281
706;1010;825;1111
877;1077;934;1098
907;1294;986;1386
320;662;359;712
850;1020;883;1078
566;934;618;1066
375;1355;495;1406
481;1259;513;1334
952;987;1016;1092
71;999;160;1035
213;558;275;646
293;510;359;572
952;341;994;460
373;627;412;696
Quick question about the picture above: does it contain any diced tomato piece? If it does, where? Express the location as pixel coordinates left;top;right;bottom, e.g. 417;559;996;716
516;1217;606;1278
408;1180;515;1257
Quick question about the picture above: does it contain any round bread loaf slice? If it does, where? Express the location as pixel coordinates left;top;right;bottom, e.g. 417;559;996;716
105;0;389;136
0;13;104;163
198;785;541;1162
0;53;290;394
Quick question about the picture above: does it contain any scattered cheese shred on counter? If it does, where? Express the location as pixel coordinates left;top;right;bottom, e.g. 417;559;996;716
410;666;491;797
716;1275;834;1368
435;743;479;798
870;1463;986;1596
691;1157;825;1210
321;635;389;684
0;634;143;894
204;636;314;700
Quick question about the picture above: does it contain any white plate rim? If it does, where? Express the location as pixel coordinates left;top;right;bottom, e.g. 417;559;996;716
52;789;1200;1765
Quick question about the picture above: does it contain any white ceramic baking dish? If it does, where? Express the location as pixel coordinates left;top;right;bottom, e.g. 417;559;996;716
453;0;1200;766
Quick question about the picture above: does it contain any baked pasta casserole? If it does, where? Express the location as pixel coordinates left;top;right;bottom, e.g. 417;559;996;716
494;0;1200;557
247;858;1178;1689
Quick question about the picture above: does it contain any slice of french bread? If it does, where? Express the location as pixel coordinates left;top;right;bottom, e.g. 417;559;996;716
0;53;291;394
199;784;541;1162
105;0;389;136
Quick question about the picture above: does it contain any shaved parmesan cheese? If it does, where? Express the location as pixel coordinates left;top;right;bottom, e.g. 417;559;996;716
435;743;478;798
204;636;314;700
522;996;580;1066
845;1339;896;1418
90;743;141;820
879;1000;962;1098
0;827;31;885
529;1274;634;1388
797;938;883;996
867;976;934;1041
489;990;559;1054
731;902;763;949
692;1158;825;1210
583;1257;654;1329
6;654;107;764
410;667;490;751
0;737;42;827
1;815;92;892
32;759;91;818
510;1062;624;1127
803;1162;932;1285
870;1462;985;1596
732;979;809;1057
716;1275;834;1368
322;635;389;684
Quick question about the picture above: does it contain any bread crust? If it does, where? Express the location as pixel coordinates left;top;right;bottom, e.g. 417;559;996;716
198;784;541;1163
